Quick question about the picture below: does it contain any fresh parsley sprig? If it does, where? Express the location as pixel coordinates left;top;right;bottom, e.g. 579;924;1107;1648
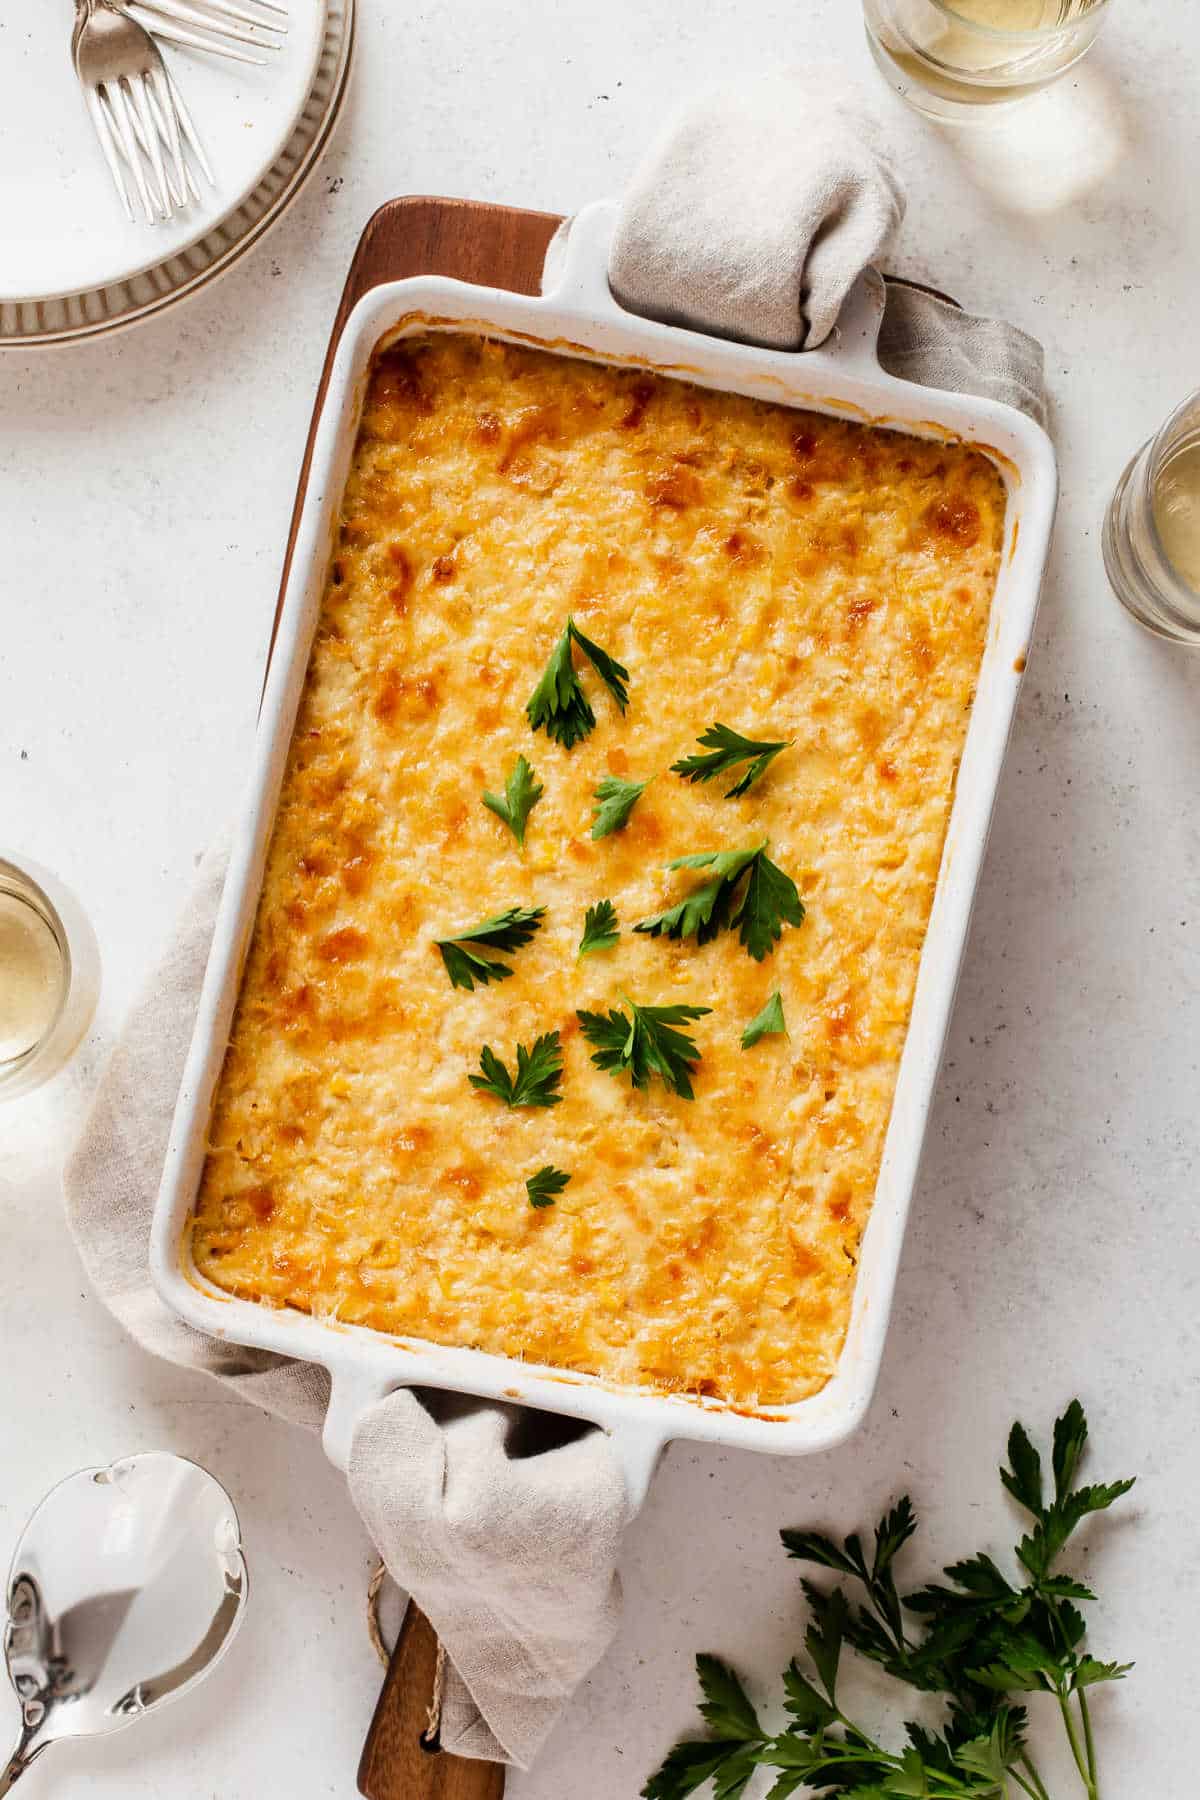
577;996;711;1099
742;990;787;1048
434;907;545;991
636;842;805;962
482;755;543;846
580;900;620;956
643;1401;1134;1800
645;1646;1025;1800
591;775;649;839
526;1165;571;1208
526;617;630;748
672;723;793;798
470;1031;564;1108
642;1657;765;1800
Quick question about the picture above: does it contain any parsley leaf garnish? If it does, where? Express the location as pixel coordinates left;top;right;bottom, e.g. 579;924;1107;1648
635;842;804;962
741;990;787;1048
469;1030;564;1108
644;1400;1136;1800
526;1165;571;1208
636;844;760;946
738;850;806;961
526;617;630;748
569;619;630;711
671;723;793;798
577;997;711;1099
434;906;545;991
482;755;543;846
591;775;649;839
580;899;620;956
526;623;593;748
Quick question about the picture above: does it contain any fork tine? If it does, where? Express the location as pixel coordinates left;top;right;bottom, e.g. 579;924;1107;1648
114;76;171;219
177;0;290;22
134;0;281;48
84;88;136;223
145;64;188;208
104;80;159;222
129;74;173;219
194;0;289;30
162;64;214;186
126;6;268;64
223;0;289;19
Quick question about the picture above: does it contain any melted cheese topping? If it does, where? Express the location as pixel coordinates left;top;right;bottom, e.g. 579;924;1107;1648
192;333;1005;1407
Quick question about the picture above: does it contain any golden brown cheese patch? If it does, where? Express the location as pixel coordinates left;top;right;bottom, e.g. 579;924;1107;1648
192;333;1006;1407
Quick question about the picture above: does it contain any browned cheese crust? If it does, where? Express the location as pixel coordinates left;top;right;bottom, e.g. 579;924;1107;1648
192;333;1005;1406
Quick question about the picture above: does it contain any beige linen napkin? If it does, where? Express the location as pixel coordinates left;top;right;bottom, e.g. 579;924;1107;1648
877;279;1048;427
63;65;1048;1776
608;68;905;352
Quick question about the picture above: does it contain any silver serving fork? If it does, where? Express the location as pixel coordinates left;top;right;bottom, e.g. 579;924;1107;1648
72;0;213;224
124;0;287;66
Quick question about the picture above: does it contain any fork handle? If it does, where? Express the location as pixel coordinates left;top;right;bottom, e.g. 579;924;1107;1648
71;0;94;55
0;1730;39;1795
0;1756;27;1795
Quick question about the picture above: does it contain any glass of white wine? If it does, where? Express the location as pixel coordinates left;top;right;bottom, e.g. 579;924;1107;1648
0;855;100;1101
1103;390;1200;643
863;0;1112;123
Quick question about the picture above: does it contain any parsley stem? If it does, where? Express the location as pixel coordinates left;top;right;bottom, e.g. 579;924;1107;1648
1009;1768;1041;1800
1017;1752;1053;1800
1078;1688;1100;1792
1058;1691;1098;1798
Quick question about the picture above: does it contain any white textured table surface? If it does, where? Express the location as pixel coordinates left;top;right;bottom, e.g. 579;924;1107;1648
2;2;1197;1794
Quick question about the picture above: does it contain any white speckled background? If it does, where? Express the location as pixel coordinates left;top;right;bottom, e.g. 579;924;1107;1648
2;1;1197;1793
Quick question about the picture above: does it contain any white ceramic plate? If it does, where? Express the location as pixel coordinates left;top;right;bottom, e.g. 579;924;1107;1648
0;0;353;347
0;0;326;303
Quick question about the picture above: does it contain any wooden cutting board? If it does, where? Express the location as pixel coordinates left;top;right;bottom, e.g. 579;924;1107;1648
268;195;568;1800
357;1602;506;1800
269;196;961;1800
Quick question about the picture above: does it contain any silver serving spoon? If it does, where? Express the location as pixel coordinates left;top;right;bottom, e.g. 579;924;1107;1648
2;1453;247;1792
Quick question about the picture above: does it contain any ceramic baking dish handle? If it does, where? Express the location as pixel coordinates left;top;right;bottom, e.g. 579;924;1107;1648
322;1364;396;1469
542;197;888;382
322;1363;666;1511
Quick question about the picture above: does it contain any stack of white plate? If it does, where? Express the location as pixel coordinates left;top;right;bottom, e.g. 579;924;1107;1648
0;0;354;348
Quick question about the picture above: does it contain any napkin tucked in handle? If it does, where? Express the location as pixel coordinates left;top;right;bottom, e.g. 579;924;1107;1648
607;68;905;352
63;65;1047;1778
550;68;1047;425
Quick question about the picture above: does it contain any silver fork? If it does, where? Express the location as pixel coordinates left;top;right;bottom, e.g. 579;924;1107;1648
124;0;287;66
72;0;213;224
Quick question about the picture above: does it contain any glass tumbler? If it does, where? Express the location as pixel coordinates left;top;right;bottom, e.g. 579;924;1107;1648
863;0;1112;123
0;854;100;1101
1103;390;1200;644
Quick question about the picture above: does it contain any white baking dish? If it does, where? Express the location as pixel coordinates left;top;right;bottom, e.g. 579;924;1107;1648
151;200;1057;1508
